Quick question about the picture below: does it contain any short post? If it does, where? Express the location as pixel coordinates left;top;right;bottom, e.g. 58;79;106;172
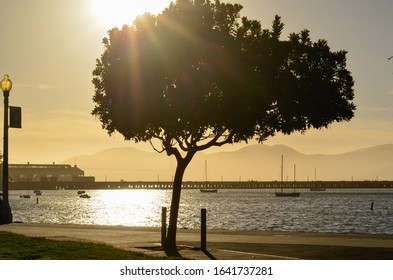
161;207;167;248
371;202;374;210
201;208;207;251
36;197;39;204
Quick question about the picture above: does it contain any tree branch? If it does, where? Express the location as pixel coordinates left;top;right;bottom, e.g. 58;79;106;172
174;135;189;152
163;135;183;162
149;139;165;154
195;130;234;152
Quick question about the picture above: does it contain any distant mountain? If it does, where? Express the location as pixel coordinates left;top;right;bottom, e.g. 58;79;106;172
63;147;176;181
62;144;393;181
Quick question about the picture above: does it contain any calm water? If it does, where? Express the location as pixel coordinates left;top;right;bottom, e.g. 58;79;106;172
9;188;393;234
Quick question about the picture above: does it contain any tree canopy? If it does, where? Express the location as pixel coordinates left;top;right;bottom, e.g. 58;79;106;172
92;0;355;250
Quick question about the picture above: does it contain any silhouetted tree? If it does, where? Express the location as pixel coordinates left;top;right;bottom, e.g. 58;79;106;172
92;0;355;250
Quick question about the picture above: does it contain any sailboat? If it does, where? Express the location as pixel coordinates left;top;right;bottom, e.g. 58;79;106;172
275;155;300;197
200;160;217;193
20;190;31;198
309;168;326;191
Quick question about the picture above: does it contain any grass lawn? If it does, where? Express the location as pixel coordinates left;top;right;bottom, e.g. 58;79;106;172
0;231;163;260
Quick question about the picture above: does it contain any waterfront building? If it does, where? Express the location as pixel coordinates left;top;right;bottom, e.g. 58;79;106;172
1;163;94;183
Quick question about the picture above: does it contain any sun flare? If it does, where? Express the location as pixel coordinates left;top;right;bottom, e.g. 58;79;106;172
91;0;171;29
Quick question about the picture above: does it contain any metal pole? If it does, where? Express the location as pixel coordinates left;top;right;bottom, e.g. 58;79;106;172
161;207;167;248
201;208;207;251
1;91;12;224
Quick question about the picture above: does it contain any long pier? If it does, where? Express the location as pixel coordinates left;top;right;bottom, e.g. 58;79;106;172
9;180;393;190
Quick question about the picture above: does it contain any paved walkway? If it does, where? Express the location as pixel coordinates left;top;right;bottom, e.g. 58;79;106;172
2;223;393;259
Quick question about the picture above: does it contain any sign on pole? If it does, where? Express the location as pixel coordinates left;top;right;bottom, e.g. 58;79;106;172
10;106;22;128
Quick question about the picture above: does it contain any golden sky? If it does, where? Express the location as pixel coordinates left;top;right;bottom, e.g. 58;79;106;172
1;0;392;164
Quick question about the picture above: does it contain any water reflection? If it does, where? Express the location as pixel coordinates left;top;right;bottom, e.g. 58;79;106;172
89;190;170;226
10;189;171;226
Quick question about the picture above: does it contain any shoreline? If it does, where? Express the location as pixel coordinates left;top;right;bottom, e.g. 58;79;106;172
6;221;393;238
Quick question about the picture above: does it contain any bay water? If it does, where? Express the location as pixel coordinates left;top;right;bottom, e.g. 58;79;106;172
9;188;393;234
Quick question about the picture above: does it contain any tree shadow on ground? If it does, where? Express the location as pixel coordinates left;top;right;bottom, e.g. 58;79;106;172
163;246;217;260
164;247;183;259
201;248;217;260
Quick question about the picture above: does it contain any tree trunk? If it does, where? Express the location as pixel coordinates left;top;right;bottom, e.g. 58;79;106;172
165;156;191;250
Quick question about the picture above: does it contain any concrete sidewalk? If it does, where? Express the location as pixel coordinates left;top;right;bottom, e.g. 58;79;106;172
1;223;393;259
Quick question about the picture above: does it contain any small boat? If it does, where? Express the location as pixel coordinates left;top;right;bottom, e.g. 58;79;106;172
20;190;31;198
200;160;218;193
200;189;218;193
79;194;90;198
34;190;42;195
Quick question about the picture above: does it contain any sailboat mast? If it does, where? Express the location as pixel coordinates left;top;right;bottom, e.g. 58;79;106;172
294;164;296;193
294;164;296;182
275;155;300;197
280;155;283;193
205;160;208;182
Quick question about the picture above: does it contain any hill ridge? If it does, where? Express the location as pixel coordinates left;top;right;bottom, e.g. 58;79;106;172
62;144;393;182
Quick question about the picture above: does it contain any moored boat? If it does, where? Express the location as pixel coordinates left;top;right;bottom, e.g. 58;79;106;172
275;155;300;197
200;160;218;193
200;189;218;193
34;190;42;195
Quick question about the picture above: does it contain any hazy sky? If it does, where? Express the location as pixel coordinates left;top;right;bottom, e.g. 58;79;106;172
1;0;392;164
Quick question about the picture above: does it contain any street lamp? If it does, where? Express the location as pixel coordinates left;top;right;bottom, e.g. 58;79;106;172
0;74;13;224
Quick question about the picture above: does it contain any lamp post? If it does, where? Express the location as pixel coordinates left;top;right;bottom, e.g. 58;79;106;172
0;74;13;224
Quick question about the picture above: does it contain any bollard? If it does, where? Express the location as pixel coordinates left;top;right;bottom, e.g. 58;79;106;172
201;208;207;251
161;207;167;248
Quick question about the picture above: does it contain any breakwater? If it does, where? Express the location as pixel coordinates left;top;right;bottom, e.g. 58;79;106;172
9;180;393;190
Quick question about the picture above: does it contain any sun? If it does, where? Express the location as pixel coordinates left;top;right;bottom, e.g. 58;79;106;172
91;0;171;29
